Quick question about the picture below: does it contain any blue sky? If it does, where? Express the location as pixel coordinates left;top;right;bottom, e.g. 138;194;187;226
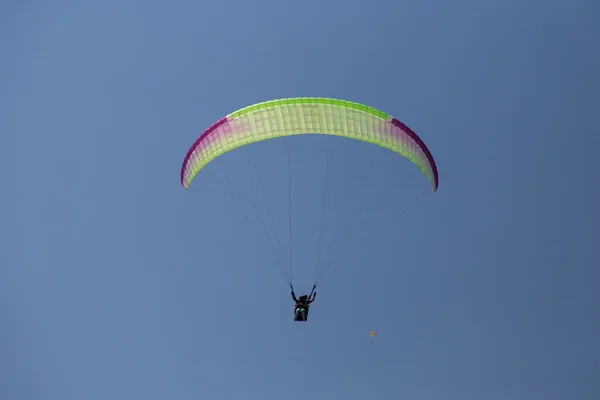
3;1;599;399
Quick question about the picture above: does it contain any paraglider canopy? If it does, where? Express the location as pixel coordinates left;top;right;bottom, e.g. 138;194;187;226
180;97;438;192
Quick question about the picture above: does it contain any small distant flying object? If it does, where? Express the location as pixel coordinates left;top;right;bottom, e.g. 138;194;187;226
369;331;377;343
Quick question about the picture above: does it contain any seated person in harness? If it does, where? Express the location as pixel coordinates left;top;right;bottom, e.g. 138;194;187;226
291;286;316;322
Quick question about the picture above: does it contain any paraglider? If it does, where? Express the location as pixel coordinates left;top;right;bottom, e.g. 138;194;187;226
369;331;377;343
180;97;439;323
